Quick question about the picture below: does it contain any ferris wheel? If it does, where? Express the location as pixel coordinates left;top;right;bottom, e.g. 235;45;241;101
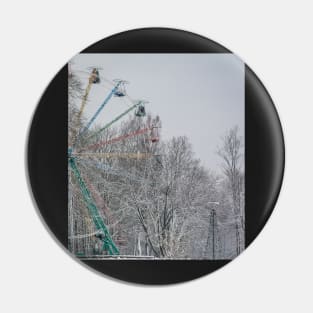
68;66;160;257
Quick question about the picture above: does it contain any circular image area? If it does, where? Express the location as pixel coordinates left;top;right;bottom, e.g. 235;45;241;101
27;28;284;284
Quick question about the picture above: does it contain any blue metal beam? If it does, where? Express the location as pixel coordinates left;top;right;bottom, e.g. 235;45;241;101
76;82;121;142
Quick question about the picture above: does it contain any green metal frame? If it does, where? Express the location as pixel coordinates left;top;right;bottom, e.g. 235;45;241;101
69;156;119;255
87;101;145;141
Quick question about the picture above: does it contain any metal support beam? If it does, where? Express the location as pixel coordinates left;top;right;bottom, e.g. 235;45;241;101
69;156;119;255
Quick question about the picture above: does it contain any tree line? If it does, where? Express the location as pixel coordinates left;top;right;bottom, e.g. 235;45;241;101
68;74;244;259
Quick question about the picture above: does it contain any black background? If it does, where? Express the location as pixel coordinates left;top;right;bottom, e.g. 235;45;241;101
27;28;284;284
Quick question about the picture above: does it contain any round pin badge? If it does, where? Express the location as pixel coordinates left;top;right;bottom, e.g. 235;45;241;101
27;28;284;284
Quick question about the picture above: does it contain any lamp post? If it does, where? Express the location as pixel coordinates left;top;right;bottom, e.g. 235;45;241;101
206;202;220;259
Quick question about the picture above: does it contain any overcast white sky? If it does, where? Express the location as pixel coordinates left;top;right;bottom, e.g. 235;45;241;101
71;54;244;172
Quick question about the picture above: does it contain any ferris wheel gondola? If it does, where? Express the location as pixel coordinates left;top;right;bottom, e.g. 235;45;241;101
83;66;103;84
134;100;148;117
135;104;146;117
113;79;128;97
147;115;160;142
90;68;101;84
